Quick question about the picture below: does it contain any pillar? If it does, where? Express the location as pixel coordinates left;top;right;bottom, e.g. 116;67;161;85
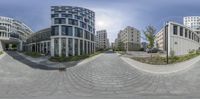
58;38;62;56
51;38;54;56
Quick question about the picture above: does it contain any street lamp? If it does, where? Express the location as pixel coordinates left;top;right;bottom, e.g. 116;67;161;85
165;22;169;64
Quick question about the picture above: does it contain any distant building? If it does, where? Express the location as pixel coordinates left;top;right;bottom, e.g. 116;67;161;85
115;26;141;51
155;28;166;50
184;16;200;31
141;42;148;51
96;30;109;50
184;16;200;35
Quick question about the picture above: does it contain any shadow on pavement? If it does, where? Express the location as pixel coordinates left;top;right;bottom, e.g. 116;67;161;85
104;50;115;54
6;51;58;70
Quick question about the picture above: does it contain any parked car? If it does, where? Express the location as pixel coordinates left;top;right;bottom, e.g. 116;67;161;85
147;48;159;53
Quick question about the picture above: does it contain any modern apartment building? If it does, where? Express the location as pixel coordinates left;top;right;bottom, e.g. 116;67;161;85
96;30;109;50
115;26;141;51
0;16;33;51
183;16;200;31
26;6;96;57
156;21;200;56
155;28;166;50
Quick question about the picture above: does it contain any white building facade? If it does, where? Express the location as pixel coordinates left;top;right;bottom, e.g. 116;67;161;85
0;16;33;51
184;16;200;31
156;21;200;56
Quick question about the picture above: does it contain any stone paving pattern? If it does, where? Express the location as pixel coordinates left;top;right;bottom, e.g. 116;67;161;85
0;51;200;99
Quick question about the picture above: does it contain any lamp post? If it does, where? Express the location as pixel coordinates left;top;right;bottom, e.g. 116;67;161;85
165;22;169;64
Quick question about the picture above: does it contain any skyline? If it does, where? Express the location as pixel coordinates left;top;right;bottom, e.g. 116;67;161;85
0;0;200;42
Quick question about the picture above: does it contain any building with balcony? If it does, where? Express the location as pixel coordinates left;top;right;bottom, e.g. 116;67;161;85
115;26;141;51
0;16;33;51
96;30;109;50
26;6;96;57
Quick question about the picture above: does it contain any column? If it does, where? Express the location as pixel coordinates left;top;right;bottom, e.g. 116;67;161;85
78;39;80;56
51;38;54;56
58;38;62;56
72;38;75;56
66;38;69;57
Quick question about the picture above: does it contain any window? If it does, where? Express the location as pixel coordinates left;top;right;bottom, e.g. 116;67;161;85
61;38;66;56
180;27;183;36
192;33;194;40
80;21;86;29
51;26;59;36
189;31;191;39
80;40;83;55
75;27;83;37
85;30;90;40
61;26;73;36
173;25;177;35
75;39;78;55
51;14;58;18
185;29;187;38
68;38;73;56
68;19;78;25
54;18;66;24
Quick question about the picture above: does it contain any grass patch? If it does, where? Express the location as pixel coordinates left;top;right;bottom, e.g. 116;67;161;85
132;51;200;65
49;51;103;62
0;51;3;55
24;52;42;58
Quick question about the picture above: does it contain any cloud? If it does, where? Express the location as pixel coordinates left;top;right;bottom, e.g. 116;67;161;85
93;8;132;42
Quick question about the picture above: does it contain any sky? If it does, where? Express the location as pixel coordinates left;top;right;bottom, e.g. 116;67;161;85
0;0;200;42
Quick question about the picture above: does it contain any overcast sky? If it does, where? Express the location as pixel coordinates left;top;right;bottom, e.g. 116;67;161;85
0;0;200;42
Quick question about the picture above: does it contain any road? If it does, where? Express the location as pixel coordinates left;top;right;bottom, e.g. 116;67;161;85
0;51;200;99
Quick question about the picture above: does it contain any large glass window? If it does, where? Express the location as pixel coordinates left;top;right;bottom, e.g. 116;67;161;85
61;38;66;56
173;25;177;35
80;40;83;55
54;18;66;24
51;26;59;36
75;27;83;37
189;31;191;39
68;19;78;26
84;41;87;54
61;26;73;36
75;39;78;56
180;27;183;36
80;21;87;29
91;34;94;41
51;14;58;18
185;29;187;38
85;31;90;40
68;38;73;56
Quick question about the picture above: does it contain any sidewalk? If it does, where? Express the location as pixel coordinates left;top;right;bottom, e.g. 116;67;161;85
120;54;200;74
17;52;103;69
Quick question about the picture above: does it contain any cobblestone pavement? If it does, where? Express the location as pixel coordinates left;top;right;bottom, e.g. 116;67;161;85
1;51;200;99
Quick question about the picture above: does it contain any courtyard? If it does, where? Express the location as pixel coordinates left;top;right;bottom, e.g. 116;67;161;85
0;51;200;99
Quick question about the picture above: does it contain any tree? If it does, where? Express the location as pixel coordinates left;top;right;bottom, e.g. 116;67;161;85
118;41;125;51
143;25;156;49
